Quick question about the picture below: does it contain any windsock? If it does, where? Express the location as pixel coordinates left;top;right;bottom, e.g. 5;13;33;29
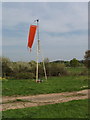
28;25;37;51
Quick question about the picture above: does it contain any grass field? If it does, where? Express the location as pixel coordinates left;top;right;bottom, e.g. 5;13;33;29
2;76;88;96
2;67;89;119
2;99;89;118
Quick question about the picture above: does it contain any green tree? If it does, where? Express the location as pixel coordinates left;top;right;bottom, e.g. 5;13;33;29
70;58;79;67
1;57;12;77
84;50;90;68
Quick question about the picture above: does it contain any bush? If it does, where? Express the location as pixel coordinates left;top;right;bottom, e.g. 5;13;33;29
1;57;69;79
46;63;68;76
13;72;35;79
79;69;88;76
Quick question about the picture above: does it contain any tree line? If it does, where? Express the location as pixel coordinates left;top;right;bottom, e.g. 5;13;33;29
0;50;89;79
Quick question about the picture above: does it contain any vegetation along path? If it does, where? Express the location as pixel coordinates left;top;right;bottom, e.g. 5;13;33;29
1;89;89;111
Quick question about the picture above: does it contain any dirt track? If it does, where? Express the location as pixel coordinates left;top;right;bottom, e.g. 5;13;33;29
1;89;89;111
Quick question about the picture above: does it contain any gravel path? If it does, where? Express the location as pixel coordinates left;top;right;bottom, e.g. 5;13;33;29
1;89;89;111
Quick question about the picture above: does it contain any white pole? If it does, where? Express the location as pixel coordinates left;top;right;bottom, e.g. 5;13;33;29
35;19;47;82
36;19;39;82
36;41;39;82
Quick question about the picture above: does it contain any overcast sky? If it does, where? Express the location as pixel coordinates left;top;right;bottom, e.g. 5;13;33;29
2;2;88;62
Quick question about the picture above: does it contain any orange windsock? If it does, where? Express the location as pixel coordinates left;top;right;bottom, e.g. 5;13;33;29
28;25;37;49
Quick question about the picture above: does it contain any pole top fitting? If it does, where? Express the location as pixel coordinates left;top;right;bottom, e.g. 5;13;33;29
37;19;39;22
34;19;39;23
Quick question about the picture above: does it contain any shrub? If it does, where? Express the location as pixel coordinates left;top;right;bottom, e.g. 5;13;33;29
14;72;35;79
1;57;69;79
46;63;68;76
79;69;88;76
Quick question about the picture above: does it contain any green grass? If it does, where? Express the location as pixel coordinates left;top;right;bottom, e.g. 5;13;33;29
2;76;88;96
2;99;89;118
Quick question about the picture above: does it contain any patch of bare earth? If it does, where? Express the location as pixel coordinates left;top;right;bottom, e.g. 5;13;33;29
1;89;89;111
